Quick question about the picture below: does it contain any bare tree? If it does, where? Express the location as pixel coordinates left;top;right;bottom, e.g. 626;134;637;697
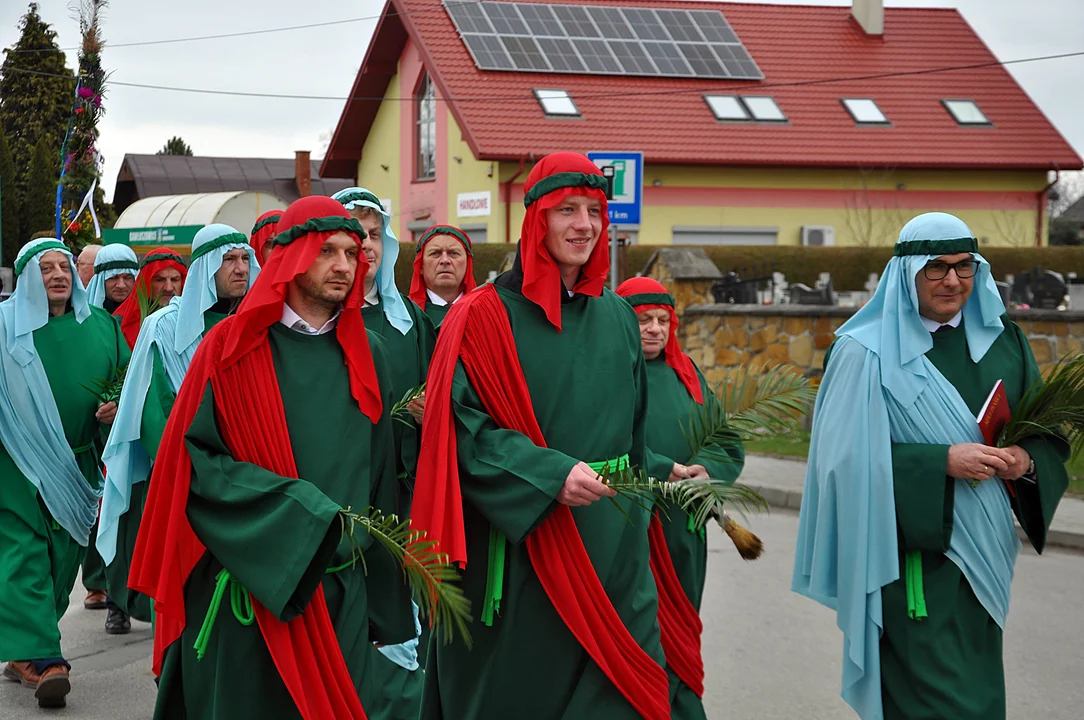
1048;170;1084;219
842;167;907;246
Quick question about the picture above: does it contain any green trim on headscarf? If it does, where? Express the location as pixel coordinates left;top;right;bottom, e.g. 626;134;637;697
523;172;609;207
415;226;474;257
268;216;368;248
190;232;249;263
94;259;139;275
893;237;978;257
623;292;674;308
141;251;186;268
251;214;281;235
14;241;68;277
335;188;382;209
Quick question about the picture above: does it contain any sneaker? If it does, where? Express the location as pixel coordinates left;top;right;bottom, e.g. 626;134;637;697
34;665;70;708
84;590;107;609
3;660;40;689
105;606;131;635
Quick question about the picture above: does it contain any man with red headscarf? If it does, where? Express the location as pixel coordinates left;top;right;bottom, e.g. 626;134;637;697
113;248;188;349
408;224;477;328
617;277;745;720
250;209;283;266
413;153;669;719
129;196;414;719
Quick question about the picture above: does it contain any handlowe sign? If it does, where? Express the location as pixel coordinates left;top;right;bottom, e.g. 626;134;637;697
102;225;203;247
457;191;491;218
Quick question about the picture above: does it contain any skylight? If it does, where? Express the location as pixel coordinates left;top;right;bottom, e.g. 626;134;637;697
704;95;748;121
742;96;787;122
534;89;580;116
704;95;788;123
942;99;990;125
842;98;889;125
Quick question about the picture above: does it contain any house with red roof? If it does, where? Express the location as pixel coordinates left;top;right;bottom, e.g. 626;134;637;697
322;0;1081;248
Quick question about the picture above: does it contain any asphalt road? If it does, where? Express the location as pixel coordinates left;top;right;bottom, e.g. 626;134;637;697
3;510;1083;719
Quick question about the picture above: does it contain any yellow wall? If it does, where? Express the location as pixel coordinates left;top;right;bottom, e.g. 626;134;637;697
444;109;504;241
356;70;403;238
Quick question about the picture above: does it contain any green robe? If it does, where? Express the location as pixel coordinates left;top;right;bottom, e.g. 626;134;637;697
153;324;414;719
422;298;451;328
105;310;227;621
642;357;745;719
421;280;665;720
0;307;128;661
875;318;1068;720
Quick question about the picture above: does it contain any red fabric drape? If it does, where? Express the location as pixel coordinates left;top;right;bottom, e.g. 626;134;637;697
616;277;704;405
412;283;670;720
648;513;705;697
114;248;187;349
250;210;283;262
407;225;477;308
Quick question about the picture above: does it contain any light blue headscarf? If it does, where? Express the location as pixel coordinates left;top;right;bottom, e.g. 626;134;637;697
332;187;413;335
0;238;100;545
793;212;1018;720
86;243;139;308
98;224;259;564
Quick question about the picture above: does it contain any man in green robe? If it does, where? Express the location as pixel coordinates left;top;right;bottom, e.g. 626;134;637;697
413;152;671;719
617;276;746;720
0;238;129;708
793;212;1069;720
128;196;414;719
97;224;260;635
407;224;478;328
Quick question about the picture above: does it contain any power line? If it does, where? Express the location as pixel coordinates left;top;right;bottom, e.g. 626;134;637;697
6;49;1084;104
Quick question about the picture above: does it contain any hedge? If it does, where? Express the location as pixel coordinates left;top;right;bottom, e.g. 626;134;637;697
395;243;1084;293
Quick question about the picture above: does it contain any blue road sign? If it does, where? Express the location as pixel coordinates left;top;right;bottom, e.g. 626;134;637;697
587;151;643;226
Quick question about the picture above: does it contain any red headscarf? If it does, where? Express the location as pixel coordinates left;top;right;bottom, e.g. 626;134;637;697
407;224;477;307
114;247;188;348
616;277;704;405
250;209;283;261
520;152;610;331
223;195;381;422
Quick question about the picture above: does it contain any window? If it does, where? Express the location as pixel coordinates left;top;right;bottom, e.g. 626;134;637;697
942;99;990;125
415;72;436;180
534;89;580;117
842;98;889;125
704;95;788;123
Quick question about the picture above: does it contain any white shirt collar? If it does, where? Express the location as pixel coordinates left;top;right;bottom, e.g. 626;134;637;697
280;303;341;335
364;283;380;307
426;288;463;307
920;311;962;333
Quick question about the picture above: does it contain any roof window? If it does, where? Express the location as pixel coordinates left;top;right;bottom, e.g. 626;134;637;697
534;89;580;117
742;96;787;122
704;95;788;123
942;99;990;125
842;98;889;125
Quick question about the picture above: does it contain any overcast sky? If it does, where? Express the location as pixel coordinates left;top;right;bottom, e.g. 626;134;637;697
2;0;1082;202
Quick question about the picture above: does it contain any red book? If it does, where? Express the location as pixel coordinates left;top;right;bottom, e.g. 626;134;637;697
977;379;1011;446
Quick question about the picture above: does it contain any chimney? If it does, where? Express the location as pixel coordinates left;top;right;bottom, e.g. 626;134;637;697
295;150;312;198
852;0;884;36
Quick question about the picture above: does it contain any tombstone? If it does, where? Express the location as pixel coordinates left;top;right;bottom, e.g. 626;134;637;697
994;281;1011;308
789;278;835;305
1069;284;1084;311
865;273;880;296
710;271;758;304
816;272;831;290
771;272;788;305
1029;269;1067;310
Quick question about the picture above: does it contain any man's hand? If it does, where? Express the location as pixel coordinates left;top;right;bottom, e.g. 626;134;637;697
668;463;690;483
996;445;1032;481
96;401;118;425
946;443;1014;481
685;464;710;481
557;462;617;507
406;392;426;423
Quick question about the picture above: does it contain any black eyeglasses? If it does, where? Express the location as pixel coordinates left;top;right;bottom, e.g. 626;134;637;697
923;259;978;281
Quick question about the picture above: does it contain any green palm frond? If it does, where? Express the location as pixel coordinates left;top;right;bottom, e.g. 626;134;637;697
390;383;426;427
80;362;127;404
136;282;163;322
337;507;471;648
999;354;1084;458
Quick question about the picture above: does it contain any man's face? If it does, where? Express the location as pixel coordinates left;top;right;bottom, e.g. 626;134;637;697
104;273;135;303
260;243;273;266
213;248;251;300
351;208;383;284
422;236;468;296
294;232;360;308
75;246;100;286
543;194;603;274
915;252;976;323
151;267;184;302
39;251;73;306
637;308;670;360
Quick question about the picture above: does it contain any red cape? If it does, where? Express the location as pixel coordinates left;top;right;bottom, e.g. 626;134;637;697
114;248;188;349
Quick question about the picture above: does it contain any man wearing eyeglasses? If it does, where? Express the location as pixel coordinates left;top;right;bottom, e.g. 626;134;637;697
793;212;1068;720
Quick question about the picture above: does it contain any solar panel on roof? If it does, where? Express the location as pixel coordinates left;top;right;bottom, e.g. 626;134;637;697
444;1;762;80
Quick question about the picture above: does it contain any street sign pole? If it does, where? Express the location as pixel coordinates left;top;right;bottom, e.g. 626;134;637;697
587;151;643;290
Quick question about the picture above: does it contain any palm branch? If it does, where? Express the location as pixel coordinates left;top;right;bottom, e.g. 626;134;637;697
136;282;163;322
390;383;426;427
337;506;471;647
80;362;127;404
998;354;1084;458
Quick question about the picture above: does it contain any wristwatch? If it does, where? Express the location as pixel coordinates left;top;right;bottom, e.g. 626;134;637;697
1021;457;1037;484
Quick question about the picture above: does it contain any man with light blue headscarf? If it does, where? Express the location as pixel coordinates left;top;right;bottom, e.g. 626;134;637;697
0;238;129;708
85;243;138;312
96;224;258;636
333;186;434;720
793;212;1069;720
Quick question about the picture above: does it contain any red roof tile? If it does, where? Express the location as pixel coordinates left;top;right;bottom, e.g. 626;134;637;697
322;0;1082;177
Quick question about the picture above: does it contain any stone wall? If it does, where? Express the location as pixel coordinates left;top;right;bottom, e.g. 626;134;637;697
680;305;1084;384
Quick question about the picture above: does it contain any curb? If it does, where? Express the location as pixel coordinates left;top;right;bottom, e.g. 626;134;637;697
746;483;1084;553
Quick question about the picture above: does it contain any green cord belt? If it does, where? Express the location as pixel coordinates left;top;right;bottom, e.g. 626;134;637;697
905;550;928;622
481;454;630;627
193;570;255;660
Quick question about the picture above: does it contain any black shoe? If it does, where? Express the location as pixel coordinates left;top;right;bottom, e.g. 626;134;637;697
105;606;131;635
